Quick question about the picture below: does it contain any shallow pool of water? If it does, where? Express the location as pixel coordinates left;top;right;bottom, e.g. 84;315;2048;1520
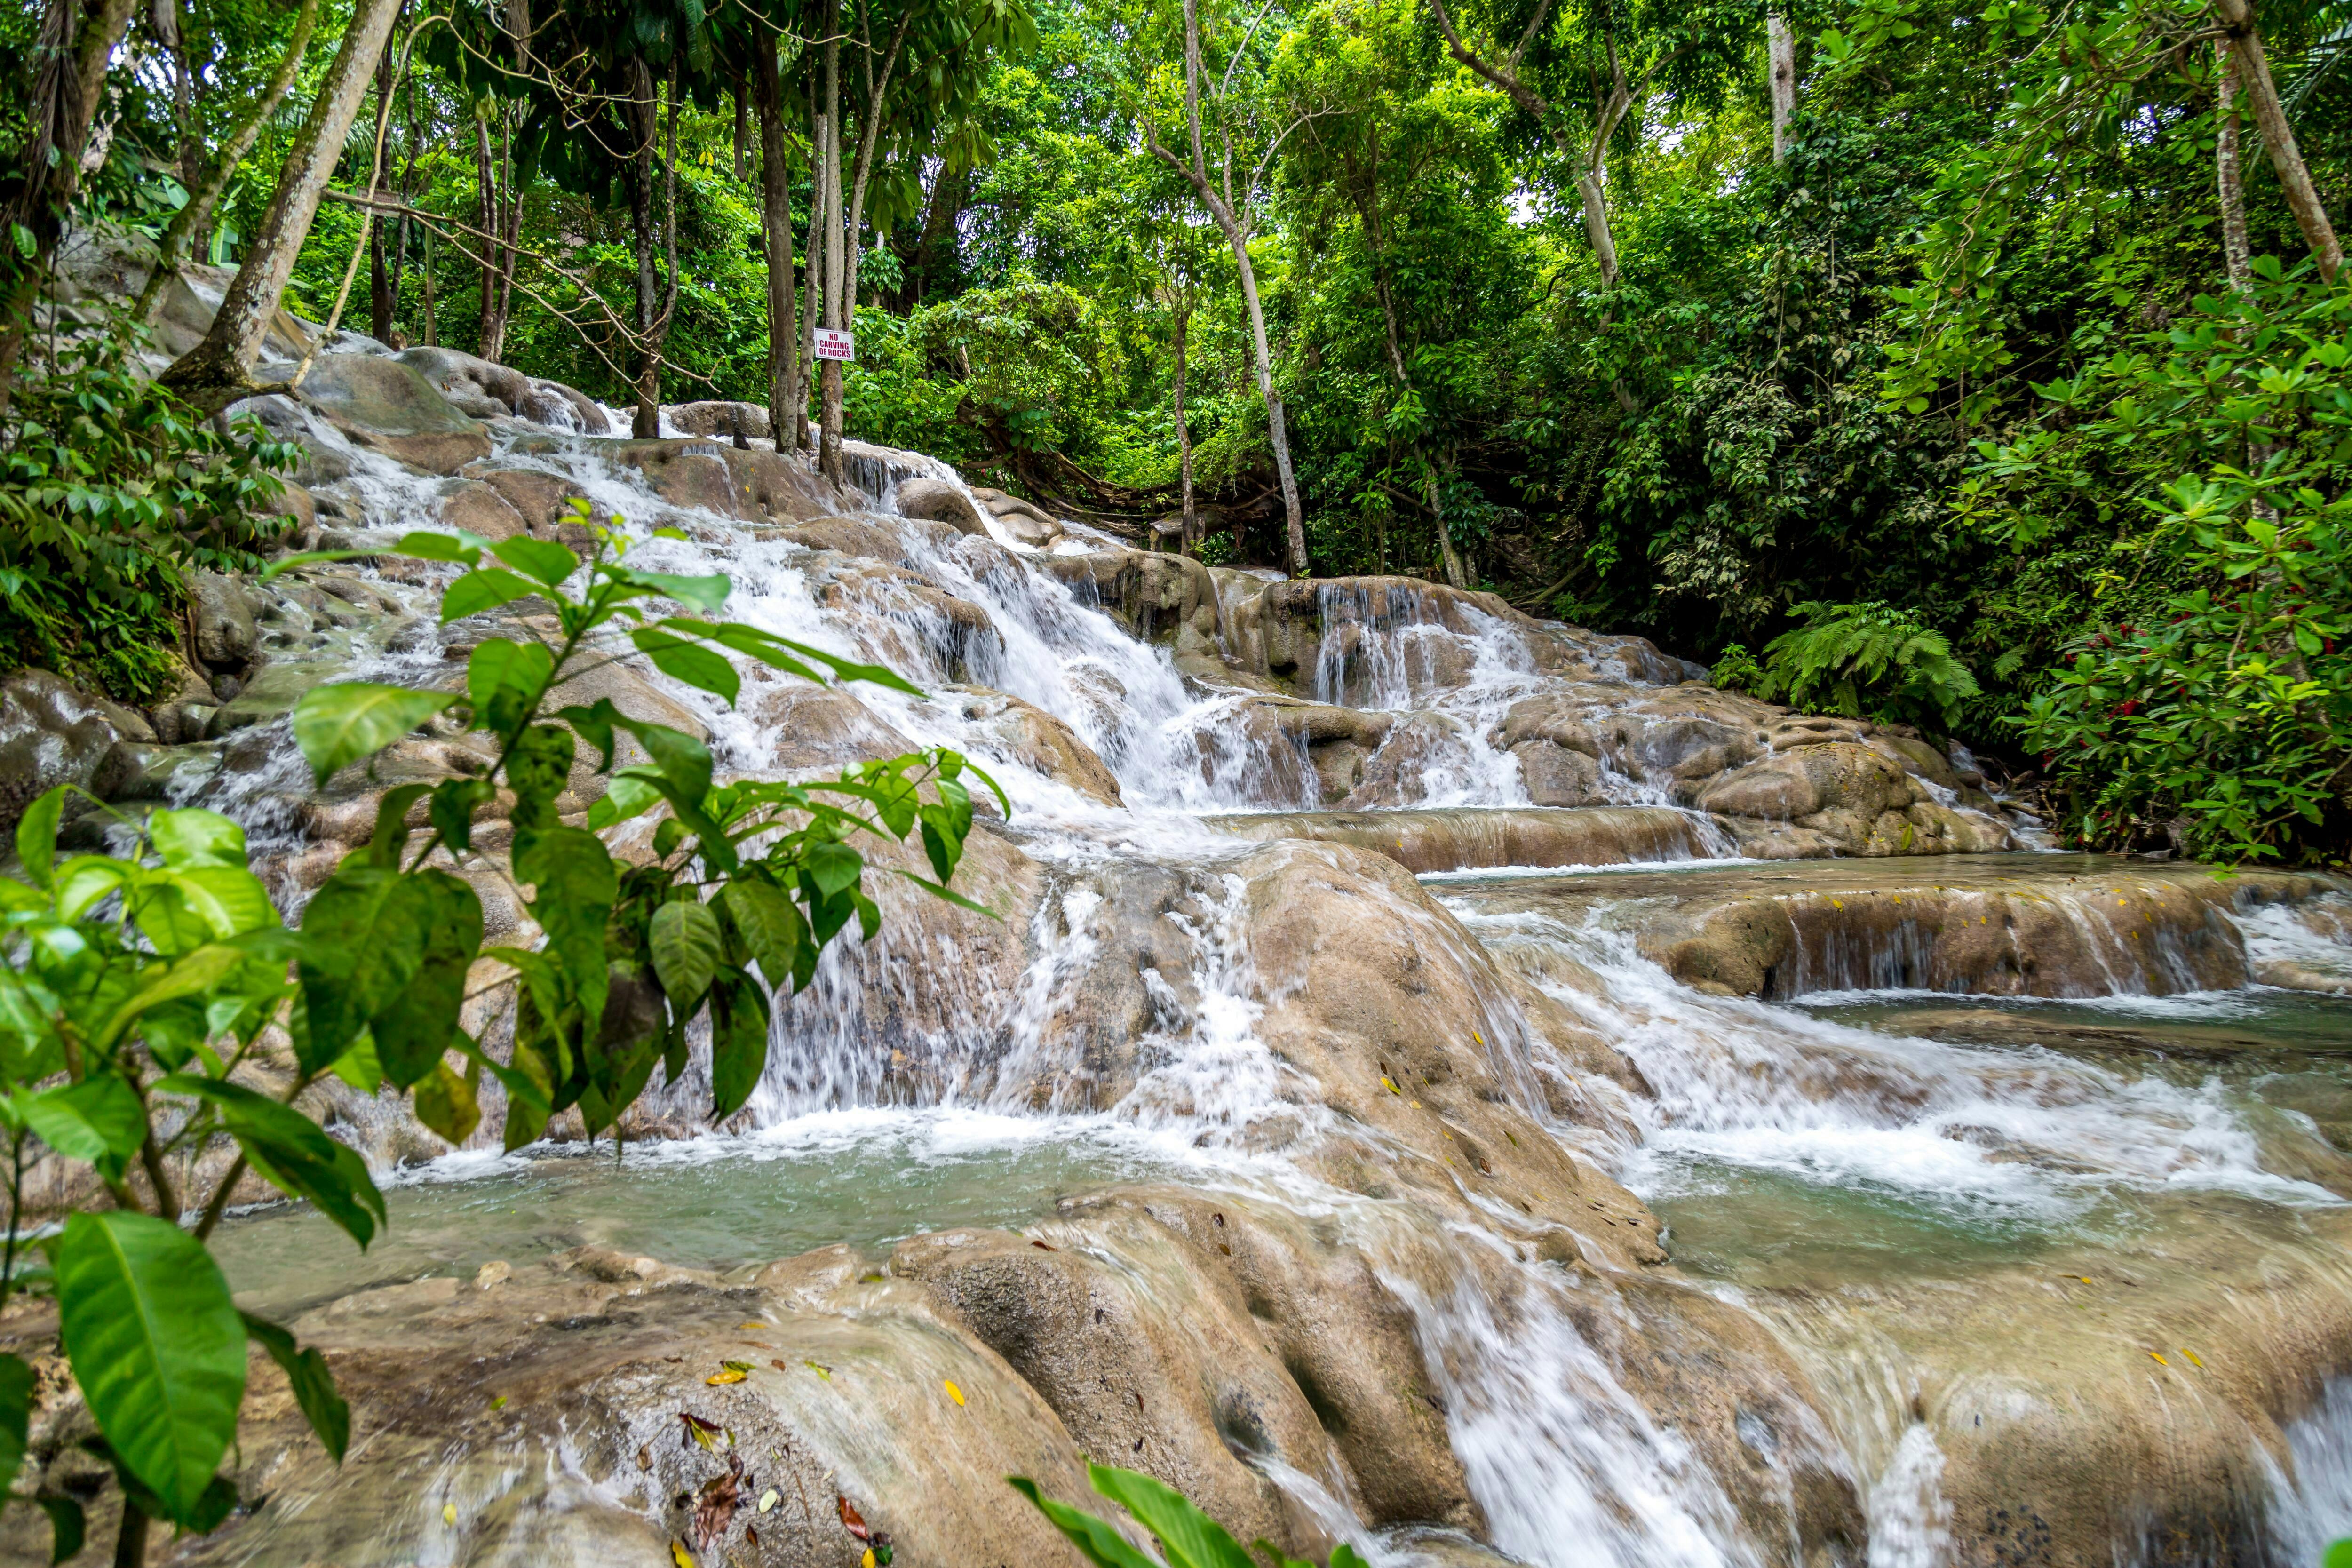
213;1110;1217;1318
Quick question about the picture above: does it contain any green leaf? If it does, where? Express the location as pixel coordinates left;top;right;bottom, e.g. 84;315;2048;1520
149;809;246;872
1086;1464;1256;1568
722;879;806;993
429;777;497;853
631;628;740;706
0;1352;32;1496
1006;1477;1161;1568
649;899;722;1006
157;1075;386;1247
392;529;488;565
164;866;278;939
326;1030;382;1094
363;783;436;869
18;1077;146;1172
55;1211;246;1525
513;826;616;1040
413;1055;482;1146
467;637;555;735
291;684;454;787
97;944;246;1053
439;566;543;623
36;1496;82;1565
707;969;771;1120
492;536;585;589
16;787;64;891
803;840;863;898
607;567;731;613
367;870;482;1088
240;1313;349;1463
586;771;664;830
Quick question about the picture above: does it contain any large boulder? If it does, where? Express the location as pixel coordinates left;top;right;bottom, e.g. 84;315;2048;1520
893;477;991;537
400;346;609;433
0;669;154;832
942;686;1123;806
296;354;491;474
665;399;767;441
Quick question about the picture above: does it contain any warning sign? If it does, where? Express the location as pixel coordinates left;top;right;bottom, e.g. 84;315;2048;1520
813;328;855;362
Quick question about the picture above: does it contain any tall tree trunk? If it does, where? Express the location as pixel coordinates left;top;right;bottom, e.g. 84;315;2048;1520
134;0;317;323
1767;13;1797;163
799;107;826;454
476;112;501;358
420;225;437;344
818;0;846;485
1147;0;1307;574
1173;299;1196;553
626;54;659;437
369;38;396;342
731;66;748;183
0;0;140;418
158;0;400;411
2217;41;2252;294
153;0;199;189
898;160;967;311
2214;0;2342;283
840;5;912;315
754;39;802;454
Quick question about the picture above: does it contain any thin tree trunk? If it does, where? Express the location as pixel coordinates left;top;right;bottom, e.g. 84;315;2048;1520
754;38;801;454
421;225;437;344
134;0;317;323
639;59;681;428
1148;0;1307;573
1767;13;1797;163
370;38;396;342
476;112;499;357
0;0;141;417
158;0;401;411
2218;41;2252;294
2215;0;2342;283
818;0;846;484
154;0;199;189
900;160;966;310
731;66;748;183
799;106;825;454
841;5;912;314
627;54;659;437
1173;298;1196;553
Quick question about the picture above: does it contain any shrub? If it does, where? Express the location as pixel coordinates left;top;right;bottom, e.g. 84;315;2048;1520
1750;600;1981;732
0;313;299;700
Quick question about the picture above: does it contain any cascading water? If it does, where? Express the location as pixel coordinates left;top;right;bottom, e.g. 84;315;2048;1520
175;386;2352;1568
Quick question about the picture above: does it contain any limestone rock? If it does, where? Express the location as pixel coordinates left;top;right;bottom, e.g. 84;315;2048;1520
433;478;532;543
400;346;609;433
296;354;492;474
893;476;991;536
943;686;1123;806
0;669;150;831
664;399;767;441
190;570;259;667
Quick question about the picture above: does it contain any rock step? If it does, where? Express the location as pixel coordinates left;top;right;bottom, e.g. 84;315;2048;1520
1447;852;2352;1000
1205;805;1720;874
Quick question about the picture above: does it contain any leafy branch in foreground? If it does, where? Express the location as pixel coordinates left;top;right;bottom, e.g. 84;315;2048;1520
1011;1462;1369;1568
0;501;997;1559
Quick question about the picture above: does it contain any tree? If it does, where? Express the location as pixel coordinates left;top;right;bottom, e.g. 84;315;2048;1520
157;0;405;412
1144;0;1314;575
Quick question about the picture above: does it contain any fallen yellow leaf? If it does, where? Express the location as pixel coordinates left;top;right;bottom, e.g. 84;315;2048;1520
1380;1075;1401;1095
759;1489;780;1514
737;1321;768;1331
2148;1352;2169;1367
805;1360;833;1381
2181;1348;2205;1369
673;1543;697;1568
945;1379;965;1407
443;1504;458;1526
862;1552;877;1568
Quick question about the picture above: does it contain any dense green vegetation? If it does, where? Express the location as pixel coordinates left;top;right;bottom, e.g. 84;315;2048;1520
3;0;2349;862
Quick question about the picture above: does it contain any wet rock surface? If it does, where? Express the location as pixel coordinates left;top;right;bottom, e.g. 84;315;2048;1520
16;285;2352;1568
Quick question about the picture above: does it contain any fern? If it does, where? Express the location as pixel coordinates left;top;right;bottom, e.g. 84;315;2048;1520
1754;601;1981;732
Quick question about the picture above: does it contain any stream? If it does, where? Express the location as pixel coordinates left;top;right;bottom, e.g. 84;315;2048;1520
119;369;2352;1568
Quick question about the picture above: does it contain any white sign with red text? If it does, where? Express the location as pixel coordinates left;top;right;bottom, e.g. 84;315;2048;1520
812;328;855;362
